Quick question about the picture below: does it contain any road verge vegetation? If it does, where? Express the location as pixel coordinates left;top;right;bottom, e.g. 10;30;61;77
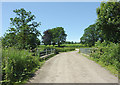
2;47;56;84
2;48;44;85
38;45;75;53
80;41;120;78
1;46;75;84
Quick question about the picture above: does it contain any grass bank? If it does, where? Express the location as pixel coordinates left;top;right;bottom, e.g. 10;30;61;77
2;45;76;85
79;41;120;78
2;47;57;85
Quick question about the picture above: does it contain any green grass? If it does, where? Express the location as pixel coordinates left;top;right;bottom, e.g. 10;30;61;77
2;47;59;85
80;50;118;77
38;44;76;53
1;44;81;84
62;44;85;47
21;53;56;84
55;47;75;53
38;44;86;48
2;47;43;85
86;42;119;77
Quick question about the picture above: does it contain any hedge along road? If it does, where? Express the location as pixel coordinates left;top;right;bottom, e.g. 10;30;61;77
28;50;118;83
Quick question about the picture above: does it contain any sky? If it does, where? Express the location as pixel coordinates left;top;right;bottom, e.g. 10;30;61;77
1;2;101;42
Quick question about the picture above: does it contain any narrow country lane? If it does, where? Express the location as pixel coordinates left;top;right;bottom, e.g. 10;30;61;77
28;50;118;83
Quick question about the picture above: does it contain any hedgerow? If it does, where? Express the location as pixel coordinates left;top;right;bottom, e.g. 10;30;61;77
90;41;120;74
2;47;42;84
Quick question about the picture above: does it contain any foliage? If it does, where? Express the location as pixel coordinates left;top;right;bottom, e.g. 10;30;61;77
38;45;75;54
51;27;67;46
90;41;120;73
55;47;75;53
62;44;85;48
2;8;41;49
80;1;120;46
42;29;52;45
80;24;103;47
44;54;56;61
80;1;120;75
2;47;41;84
42;27;67;46
96;1;120;43
64;41;80;44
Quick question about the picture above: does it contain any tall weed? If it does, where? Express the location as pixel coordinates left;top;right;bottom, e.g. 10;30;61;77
90;41;120;72
2;47;40;84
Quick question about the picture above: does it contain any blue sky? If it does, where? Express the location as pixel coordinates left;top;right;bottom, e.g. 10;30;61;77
2;2;100;42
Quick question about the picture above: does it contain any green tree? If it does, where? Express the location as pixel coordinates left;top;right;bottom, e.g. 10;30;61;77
42;27;67;46
80;24;102;47
50;27;67;47
2;33;16;47
96;1;120;43
42;29;52;46
2;8;41;49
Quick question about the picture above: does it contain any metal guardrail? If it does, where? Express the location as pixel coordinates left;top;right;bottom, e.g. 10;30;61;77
36;49;55;57
79;48;93;55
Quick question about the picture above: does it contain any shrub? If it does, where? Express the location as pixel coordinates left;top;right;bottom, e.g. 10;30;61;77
90;41;120;71
2;47;41;84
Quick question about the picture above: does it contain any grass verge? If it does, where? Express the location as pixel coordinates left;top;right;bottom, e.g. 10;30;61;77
80;53;118;77
22;53;56;84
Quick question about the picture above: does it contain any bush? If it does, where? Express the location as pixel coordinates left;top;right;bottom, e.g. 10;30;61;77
2;45;75;84
54;49;59;54
90;41;120;71
2;47;41;84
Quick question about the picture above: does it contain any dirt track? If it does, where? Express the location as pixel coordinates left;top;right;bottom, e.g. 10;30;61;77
28;50;118;83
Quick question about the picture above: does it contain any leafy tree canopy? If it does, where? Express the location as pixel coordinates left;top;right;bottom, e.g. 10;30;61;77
96;0;120;43
42;27;67;46
2;8;41;49
42;29;52;45
80;24;103;47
